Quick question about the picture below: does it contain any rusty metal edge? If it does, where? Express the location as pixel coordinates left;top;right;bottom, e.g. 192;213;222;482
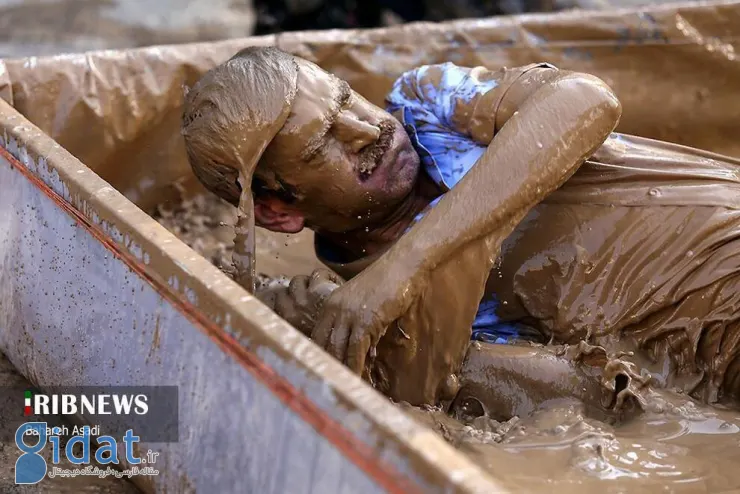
0;101;509;493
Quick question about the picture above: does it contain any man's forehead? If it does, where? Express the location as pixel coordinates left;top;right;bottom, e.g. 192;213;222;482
295;59;346;101
295;57;333;79
280;61;349;134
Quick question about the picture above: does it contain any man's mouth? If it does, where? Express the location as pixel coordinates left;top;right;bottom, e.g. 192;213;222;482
358;120;395;179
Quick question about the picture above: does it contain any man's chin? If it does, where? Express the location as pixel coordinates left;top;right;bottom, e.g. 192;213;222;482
392;148;421;192
257;223;306;234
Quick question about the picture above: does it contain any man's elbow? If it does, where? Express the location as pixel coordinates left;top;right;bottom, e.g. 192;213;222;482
556;72;622;129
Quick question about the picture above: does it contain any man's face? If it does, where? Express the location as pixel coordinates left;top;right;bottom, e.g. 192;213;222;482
256;59;420;234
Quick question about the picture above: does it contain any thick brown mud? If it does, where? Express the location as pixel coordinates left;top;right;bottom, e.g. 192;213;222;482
403;391;740;493
153;192;740;493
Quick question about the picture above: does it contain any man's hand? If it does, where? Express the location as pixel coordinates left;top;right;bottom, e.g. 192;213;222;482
258;270;342;336
311;258;417;373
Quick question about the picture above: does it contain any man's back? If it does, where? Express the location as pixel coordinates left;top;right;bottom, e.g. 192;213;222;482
487;133;740;402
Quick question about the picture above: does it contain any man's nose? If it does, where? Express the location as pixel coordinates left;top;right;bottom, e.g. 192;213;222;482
333;112;380;153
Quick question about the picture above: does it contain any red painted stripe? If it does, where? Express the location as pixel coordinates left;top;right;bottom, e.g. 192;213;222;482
0;146;424;494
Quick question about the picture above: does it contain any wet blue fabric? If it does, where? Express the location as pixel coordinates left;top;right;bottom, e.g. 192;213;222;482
386;63;492;191
388;63;525;343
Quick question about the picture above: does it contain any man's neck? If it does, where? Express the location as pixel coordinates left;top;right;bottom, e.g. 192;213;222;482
319;173;440;260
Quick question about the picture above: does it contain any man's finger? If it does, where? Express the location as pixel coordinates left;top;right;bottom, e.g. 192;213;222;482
310;269;341;285
273;290;292;317
311;312;334;348
288;275;310;307
307;273;340;303
346;328;373;374
327;316;352;362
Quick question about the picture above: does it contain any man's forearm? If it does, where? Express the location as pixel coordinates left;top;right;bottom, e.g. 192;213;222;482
385;73;621;288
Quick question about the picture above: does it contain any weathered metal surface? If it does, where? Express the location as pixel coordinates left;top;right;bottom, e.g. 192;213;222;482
0;101;506;493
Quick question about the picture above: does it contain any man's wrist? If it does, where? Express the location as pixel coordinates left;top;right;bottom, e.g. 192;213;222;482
375;244;427;303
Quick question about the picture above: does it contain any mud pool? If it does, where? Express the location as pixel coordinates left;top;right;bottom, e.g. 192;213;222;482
152;192;740;494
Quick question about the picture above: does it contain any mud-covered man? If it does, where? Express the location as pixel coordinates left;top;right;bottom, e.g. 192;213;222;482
181;46;740;407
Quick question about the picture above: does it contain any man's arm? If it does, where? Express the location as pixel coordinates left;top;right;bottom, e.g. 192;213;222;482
393;68;621;282
313;67;622;372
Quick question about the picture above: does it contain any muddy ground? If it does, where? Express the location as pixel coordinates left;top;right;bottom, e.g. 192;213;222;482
0;0;256;59
151;190;323;280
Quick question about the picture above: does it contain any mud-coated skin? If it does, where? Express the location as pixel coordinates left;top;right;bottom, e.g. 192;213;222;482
308;62;619;404
256;269;342;337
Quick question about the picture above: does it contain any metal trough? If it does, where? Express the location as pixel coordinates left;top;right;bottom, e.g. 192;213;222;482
1;1;739;492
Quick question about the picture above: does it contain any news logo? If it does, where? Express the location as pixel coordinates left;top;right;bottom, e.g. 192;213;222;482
24;390;32;416
2;386;179;460
22;390;149;417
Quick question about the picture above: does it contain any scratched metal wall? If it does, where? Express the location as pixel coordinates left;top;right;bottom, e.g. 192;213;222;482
0;103;504;493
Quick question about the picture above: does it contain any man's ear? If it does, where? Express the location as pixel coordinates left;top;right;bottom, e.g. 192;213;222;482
254;197;305;233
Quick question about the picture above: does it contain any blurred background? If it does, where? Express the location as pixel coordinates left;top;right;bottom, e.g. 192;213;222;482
0;0;678;59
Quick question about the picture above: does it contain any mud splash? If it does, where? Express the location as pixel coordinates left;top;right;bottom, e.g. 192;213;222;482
152;193;740;493
403;391;740;493
412;339;740;493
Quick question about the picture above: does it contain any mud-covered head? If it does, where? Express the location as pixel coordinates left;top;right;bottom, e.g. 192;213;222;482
181;46;299;207
182;47;420;235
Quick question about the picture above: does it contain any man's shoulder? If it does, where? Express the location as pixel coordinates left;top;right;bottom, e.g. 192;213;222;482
389;62;491;99
394;62;469;82
392;61;557;83
386;63;471;109
387;61;558;109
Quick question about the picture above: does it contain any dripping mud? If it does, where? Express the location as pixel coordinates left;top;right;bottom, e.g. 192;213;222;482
152;192;740;493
